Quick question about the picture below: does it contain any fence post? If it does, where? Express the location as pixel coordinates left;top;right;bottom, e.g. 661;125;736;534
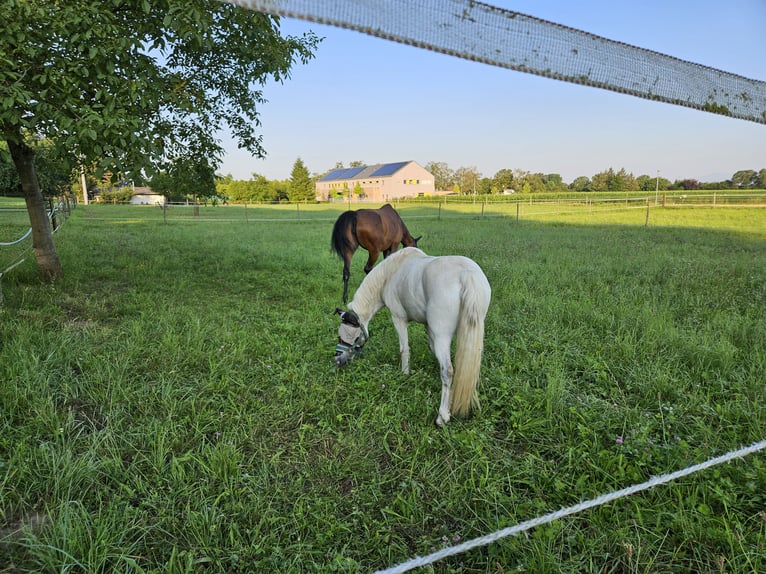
49;198;58;230
516;202;520;222
645;199;650;228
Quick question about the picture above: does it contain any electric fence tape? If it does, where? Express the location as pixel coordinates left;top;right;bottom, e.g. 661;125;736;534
223;0;766;125
374;440;766;573
0;227;32;247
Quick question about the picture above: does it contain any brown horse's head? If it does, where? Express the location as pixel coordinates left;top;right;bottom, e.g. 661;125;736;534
403;234;422;248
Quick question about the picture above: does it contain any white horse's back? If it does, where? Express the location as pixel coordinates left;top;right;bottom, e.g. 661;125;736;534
382;248;488;311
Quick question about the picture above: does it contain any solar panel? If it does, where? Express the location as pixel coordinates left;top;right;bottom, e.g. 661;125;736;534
369;161;409;177
318;168;347;181
343;166;366;179
319;162;412;181
319;166;369;181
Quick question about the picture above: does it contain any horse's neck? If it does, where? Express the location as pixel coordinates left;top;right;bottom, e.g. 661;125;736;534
348;291;384;328
348;264;390;326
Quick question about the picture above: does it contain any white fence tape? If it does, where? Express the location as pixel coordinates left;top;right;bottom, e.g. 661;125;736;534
375;439;766;574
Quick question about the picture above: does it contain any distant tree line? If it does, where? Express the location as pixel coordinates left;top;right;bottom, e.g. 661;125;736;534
423;162;766;194
214;158;314;203
2;148;764;204
211;161;766;203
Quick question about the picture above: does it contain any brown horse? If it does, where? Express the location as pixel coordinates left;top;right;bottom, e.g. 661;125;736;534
331;203;421;303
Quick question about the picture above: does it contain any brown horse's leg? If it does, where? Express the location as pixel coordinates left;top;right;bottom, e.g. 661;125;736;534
342;253;351;303
363;250;380;274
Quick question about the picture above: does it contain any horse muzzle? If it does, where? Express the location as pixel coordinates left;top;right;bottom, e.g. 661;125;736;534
334;344;355;368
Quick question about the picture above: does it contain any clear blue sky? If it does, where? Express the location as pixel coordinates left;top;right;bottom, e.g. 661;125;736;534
219;0;766;184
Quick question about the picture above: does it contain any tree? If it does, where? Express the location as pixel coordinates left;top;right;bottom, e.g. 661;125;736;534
637;174;671;191
1;140;70;197
425;161;455;191
543;173;567;192
289;157;314;202
570;176;591;192
454;166;482;195
477;177;493;195
524;173;547;194
589;168;637;192
491;168;515;194
590;170;611;192
673;179;701;190
154;152;218;203
1;0;318;279
732;169;757;189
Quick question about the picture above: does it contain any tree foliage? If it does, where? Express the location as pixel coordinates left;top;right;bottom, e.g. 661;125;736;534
424;161;455;191
491;168;515;193
288;157;314;202
216;173;286;203
0;0;319;277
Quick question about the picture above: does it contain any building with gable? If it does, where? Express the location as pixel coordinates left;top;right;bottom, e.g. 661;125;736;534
315;160;434;203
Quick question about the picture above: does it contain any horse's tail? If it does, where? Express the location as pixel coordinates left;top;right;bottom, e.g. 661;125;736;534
451;270;490;417
331;210;358;258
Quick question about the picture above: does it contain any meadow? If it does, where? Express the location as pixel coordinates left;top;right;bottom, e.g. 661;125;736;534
1;202;765;573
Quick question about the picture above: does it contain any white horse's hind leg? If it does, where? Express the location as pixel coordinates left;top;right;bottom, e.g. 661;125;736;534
391;315;411;375
432;337;454;427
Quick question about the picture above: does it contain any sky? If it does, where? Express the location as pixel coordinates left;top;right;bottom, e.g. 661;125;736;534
218;0;766;184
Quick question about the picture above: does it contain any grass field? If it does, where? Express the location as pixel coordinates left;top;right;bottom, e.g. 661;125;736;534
1;203;765;573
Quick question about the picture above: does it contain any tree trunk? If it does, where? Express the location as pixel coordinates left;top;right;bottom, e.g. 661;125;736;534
8;139;63;280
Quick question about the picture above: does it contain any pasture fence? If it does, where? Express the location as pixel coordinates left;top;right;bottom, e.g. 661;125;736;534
73;191;766;226
376;439;766;573
72;190;766;222
0;195;74;304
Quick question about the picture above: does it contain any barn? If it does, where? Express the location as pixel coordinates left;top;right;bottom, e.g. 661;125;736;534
129;187;166;206
315;161;434;203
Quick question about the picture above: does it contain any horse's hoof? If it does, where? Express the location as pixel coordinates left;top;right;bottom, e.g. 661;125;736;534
435;414;448;427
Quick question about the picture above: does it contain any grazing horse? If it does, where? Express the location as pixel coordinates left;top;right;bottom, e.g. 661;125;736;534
330;203;421;303
333;247;491;426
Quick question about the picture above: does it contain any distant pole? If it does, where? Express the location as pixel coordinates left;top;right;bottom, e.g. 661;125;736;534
645;199;650;227
80;165;89;205
655;170;660;206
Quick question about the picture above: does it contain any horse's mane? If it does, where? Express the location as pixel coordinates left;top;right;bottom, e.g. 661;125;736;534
349;247;426;313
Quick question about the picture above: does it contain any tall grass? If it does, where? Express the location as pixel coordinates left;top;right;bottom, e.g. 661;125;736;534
1;205;765;572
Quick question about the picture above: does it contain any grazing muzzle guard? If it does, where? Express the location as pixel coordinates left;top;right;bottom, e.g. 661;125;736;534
334;308;368;367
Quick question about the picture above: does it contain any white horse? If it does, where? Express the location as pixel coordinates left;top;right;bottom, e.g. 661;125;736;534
334;247;491;426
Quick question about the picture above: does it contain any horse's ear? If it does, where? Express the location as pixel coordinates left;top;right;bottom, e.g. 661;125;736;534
414;235;423;246
337;310;360;327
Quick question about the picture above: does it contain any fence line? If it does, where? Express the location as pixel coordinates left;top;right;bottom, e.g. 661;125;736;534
0;197;74;303
375;439;766;574
0;226;32;247
69;193;766;226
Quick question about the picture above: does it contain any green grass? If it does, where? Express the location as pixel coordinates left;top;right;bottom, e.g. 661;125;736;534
1;204;765;573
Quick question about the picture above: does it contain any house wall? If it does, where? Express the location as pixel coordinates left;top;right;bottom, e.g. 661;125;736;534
315;161;434;202
129;194;166;205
